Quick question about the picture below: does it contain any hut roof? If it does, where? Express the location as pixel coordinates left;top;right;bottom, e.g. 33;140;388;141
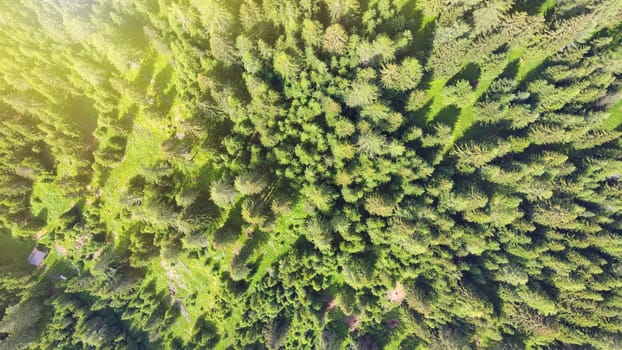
28;247;48;267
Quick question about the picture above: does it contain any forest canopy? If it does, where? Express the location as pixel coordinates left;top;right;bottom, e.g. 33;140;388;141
1;0;622;349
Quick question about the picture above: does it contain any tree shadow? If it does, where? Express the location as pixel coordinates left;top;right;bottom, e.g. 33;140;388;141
460;123;500;143
188;315;220;348
222;271;249;295
418;69;437;93
396;2;435;64
513;0;550;16
213;205;243;246
36;208;49;224
447;63;481;86
517;58;550;90
500;59;520;81
0;232;34;268
434;105;461;127
403;99;433;130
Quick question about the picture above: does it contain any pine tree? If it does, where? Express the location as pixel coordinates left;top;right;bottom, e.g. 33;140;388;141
323;24;348;55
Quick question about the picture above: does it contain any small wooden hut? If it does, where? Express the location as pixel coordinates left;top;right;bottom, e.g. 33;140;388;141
27;246;48;267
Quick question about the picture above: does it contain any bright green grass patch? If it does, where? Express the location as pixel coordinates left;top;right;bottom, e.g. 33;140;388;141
508;47;524;62
426;79;448;120
215;202;308;349
30;181;75;223
439;55;514;152
249;202;307;287
98;52;180;238
0;233;33;268
447;44;560;149
99;110;172;236
604;98;622;130
540;0;557;15
516;50;549;82
451;105;474;140
149;253;223;342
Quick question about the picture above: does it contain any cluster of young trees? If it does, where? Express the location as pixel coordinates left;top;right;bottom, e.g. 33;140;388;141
0;0;621;349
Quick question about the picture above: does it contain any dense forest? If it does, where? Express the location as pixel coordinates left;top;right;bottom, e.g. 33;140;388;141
1;0;622;349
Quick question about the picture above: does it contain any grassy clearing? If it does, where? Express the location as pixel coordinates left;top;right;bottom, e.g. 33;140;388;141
99;55;175;238
540;0;557;15
91;51;210;342
448;57;510;136
0;233;33;267
30;181;74;223
604;98;622;130
248;202;307;288
149;252;222;342
98;112;171;236
429;42;564;153
215;201;308;349
429;52;517;153
425;79;448;120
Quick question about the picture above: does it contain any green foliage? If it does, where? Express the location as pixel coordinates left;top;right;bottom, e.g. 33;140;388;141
323;24;349;55
380;58;423;91
1;0;622;349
